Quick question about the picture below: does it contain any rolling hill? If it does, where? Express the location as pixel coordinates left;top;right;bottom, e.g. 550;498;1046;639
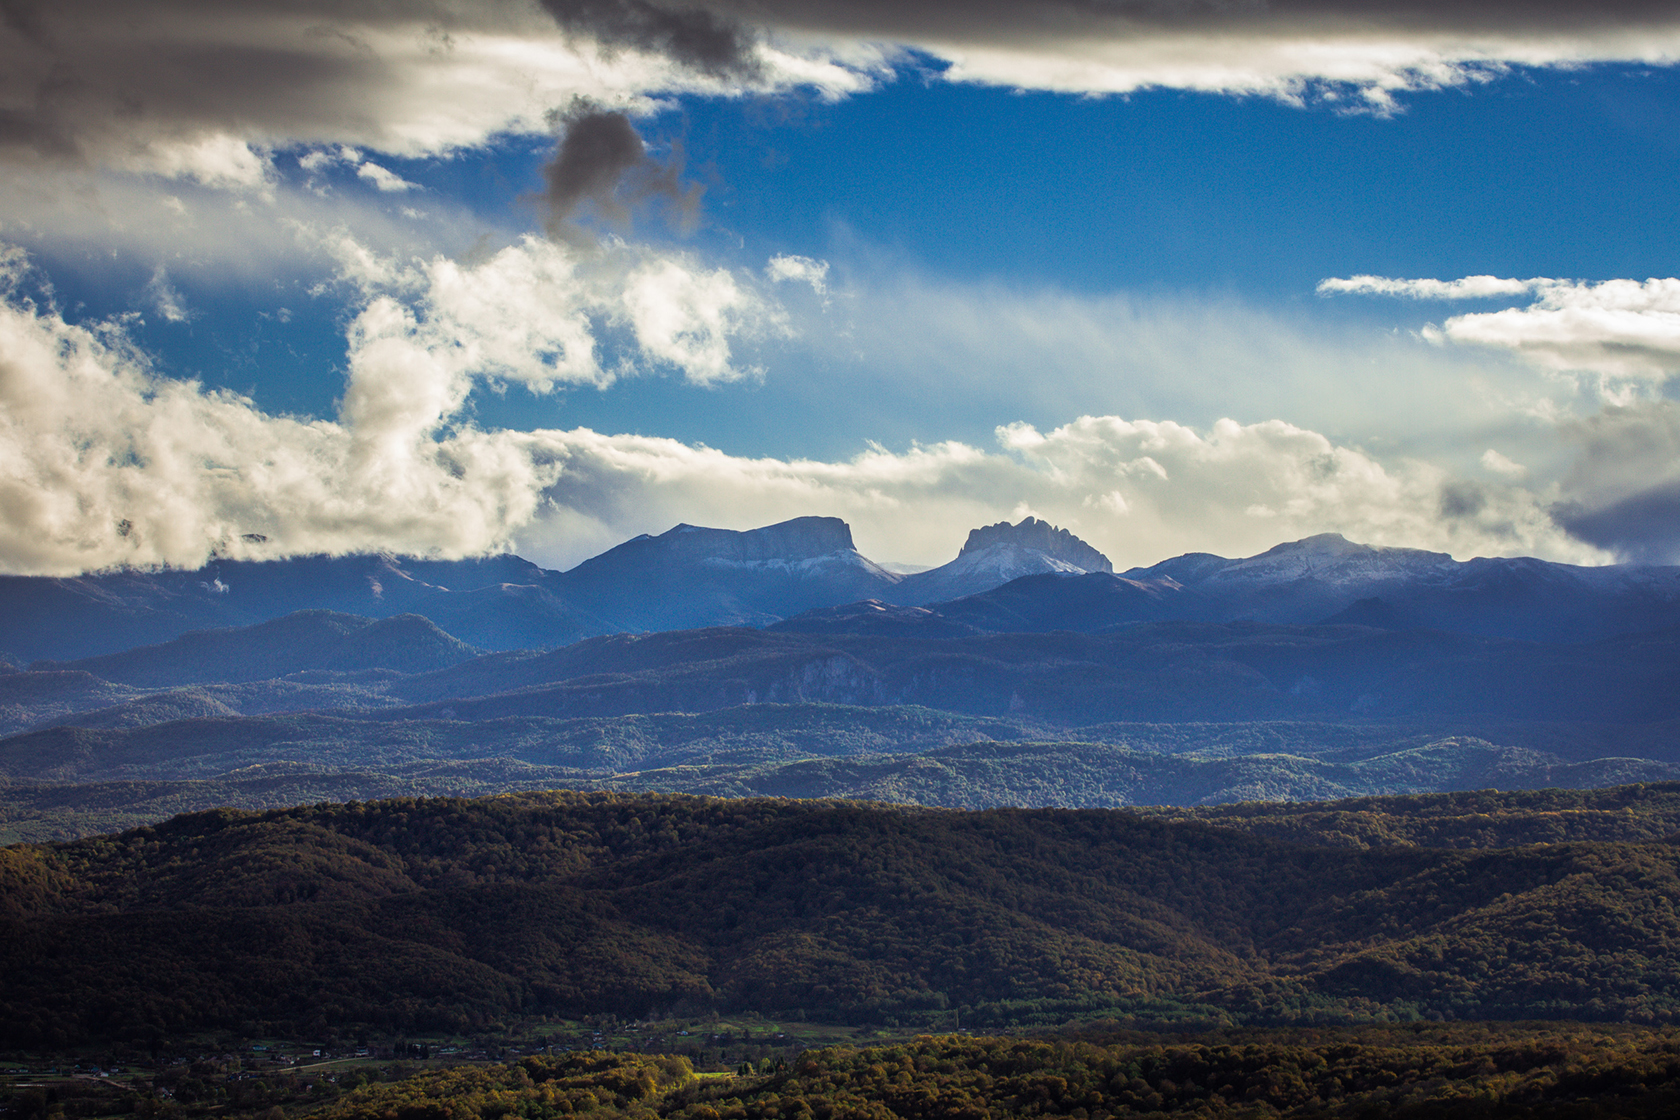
8;788;1680;1046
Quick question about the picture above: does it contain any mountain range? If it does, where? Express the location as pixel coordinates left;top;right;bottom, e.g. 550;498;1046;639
10;514;1679;665
5;516;1680;841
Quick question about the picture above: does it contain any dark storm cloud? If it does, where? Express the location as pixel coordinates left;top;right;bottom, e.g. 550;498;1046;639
544;105;648;228
3;0;1680;180
636;0;1680;41
540;102;701;241
1438;481;1489;521
538;0;761;79
1554;484;1680;565
1551;403;1680;564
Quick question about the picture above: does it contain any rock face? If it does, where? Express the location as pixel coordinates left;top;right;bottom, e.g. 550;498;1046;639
959;517;1113;573
891;517;1114;606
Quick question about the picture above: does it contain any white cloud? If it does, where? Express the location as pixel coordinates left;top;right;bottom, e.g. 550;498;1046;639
355;161;421;192
514;413;1602;572
619;258;775;384
321;231;777;394
0;235;778;575
119;134;275;192
143;266;191;324
1325;274;1680;384
1318;275;1536;300
0;233;1604;577
1480;449;1527;479
1440;278;1680;383
767;254;829;294
0;251;559;575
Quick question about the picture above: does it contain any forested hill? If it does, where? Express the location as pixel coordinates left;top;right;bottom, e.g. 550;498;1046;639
6;788;1680;1047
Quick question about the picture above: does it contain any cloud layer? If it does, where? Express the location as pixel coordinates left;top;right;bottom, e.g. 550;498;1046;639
0;234;777;575
0;236;1610;576
1323;274;1680;384
6;0;1680;195
524;413;1597;571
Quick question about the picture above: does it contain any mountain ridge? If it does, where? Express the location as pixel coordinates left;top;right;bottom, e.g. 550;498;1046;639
5;520;1680;663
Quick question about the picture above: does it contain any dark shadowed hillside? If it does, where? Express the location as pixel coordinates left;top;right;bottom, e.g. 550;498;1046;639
35;610;478;686
8;790;1680;1045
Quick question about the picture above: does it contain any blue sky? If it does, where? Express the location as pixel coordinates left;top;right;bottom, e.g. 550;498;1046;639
3;2;1680;574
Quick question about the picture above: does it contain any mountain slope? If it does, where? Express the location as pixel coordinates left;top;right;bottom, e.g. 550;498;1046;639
35;610;479;686
372;622;1680;727
1125;533;1680;641
0;554;610;661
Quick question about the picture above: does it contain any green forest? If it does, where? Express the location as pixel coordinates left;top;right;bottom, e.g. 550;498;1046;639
312;1026;1680;1120
8;787;1680;1050
22;1025;1678;1120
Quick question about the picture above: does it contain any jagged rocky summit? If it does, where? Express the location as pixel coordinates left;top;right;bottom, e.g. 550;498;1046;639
963;516;1113;573
892;516;1114;605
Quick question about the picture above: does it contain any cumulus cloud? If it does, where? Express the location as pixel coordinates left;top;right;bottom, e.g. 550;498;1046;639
0;230;1603;576
1324;274;1680;383
0;251;557;575
322;230;777;397
0;235;776;574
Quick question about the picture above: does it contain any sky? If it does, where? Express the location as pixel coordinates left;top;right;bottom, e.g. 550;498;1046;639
3;1;1680;575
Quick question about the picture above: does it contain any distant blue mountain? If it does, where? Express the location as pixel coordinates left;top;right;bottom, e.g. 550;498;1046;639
4;521;1680;664
35;609;479;686
0;552;606;662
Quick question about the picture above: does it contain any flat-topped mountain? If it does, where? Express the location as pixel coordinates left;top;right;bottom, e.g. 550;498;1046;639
558;516;900;631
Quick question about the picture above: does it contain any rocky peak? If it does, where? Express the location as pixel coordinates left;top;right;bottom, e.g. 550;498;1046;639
958;517;1112;573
